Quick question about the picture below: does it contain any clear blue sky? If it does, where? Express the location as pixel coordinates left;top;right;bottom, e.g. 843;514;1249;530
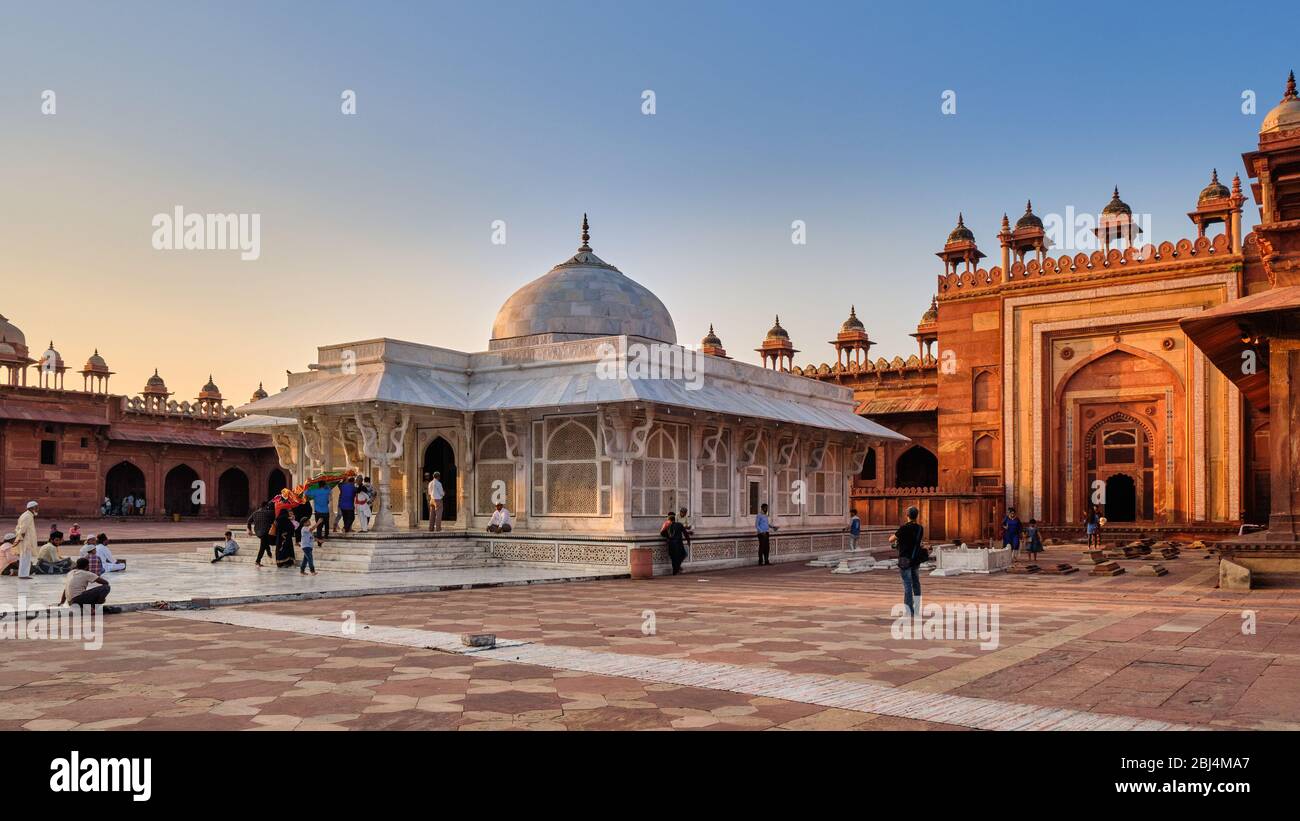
0;0;1295;401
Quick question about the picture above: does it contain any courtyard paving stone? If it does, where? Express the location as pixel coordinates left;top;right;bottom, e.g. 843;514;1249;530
2;550;1297;730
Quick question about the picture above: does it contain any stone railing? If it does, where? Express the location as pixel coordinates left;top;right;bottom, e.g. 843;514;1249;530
477;527;865;573
123;395;239;421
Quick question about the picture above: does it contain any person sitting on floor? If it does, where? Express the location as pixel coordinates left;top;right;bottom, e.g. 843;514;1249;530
486;502;513;533
0;532;17;576
83;543;104;575
35;531;73;574
67;523;83;545
59;557;110;608
80;534;126;572
211;530;240;563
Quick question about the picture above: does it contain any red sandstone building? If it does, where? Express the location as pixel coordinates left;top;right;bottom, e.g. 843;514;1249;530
718;73;1300;545
0;322;276;519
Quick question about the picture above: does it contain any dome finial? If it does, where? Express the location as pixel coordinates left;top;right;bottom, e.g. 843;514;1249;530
1285;70;1297;102
579;213;591;252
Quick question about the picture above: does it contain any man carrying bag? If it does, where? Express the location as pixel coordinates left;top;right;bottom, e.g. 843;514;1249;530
891;506;926;617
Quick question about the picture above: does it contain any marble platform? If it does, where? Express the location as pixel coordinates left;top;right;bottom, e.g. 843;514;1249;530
930;544;1012;576
0;555;623;615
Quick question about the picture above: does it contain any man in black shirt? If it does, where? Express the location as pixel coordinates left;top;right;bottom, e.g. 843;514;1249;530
247;500;276;567
892;505;924;616
660;511;688;575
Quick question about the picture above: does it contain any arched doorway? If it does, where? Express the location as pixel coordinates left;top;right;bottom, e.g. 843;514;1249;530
218;467;250;517
422;437;457;522
164;464;202;516
895;446;938;488
1105;473;1137;522
266;468;288;504
104;461;146;511
1084;412;1155;522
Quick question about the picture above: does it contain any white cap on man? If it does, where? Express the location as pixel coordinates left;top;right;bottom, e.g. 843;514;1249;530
2;532;14;542
26;501;38;509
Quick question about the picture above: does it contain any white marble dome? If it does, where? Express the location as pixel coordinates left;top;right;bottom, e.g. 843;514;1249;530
489;218;676;348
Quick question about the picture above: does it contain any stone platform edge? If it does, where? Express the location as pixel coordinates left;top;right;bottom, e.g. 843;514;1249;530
0;570;628;619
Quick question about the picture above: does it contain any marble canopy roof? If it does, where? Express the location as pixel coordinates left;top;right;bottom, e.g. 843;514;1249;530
230;336;907;442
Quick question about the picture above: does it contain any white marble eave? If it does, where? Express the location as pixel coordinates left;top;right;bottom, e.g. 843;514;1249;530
236;336;909;441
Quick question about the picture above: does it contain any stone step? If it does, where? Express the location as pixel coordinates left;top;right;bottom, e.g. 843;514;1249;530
191;538;500;572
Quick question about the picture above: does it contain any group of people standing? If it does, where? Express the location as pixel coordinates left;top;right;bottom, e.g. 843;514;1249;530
101;494;145;517
242;475;377;574
2;499;126;609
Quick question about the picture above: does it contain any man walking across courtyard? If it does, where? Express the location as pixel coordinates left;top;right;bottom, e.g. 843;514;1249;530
248;500;275;566
892;506;924;617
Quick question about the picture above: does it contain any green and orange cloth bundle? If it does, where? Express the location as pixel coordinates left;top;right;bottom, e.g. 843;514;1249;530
275;468;358;513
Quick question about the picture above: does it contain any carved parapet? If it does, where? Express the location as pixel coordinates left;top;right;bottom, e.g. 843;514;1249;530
938;232;1234;297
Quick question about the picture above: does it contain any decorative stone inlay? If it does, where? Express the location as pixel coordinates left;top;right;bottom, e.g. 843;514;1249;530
776;535;812;555
490;541;557;562
556;543;628;565
686;541;738;562
810;534;844;551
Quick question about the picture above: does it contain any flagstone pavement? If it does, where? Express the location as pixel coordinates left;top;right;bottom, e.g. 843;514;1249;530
3;550;1299;731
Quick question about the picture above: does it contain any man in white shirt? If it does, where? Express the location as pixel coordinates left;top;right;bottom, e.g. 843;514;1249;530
14;500;39;578
427;472;445;532
81;534;126;572
487;503;512;533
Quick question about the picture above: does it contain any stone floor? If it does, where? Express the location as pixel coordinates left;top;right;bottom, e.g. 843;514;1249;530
29;520;244;542
3;545;1298;731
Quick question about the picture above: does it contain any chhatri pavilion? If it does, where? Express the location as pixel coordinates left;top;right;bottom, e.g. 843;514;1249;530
229;218;904;565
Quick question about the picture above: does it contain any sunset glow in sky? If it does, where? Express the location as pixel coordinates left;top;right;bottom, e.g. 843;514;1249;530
1;0;1294;403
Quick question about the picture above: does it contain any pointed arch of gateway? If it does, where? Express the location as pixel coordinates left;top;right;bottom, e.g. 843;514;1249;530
1054;343;1185;524
895;445;938;488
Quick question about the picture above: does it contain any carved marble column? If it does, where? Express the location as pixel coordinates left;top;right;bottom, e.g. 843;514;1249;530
354;407;410;532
